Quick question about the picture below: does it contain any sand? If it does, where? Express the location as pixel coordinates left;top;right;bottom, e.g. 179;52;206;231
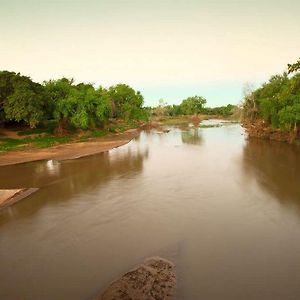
0;129;139;166
0;188;38;210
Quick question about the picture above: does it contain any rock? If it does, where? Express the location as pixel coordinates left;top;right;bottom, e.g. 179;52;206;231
98;257;176;300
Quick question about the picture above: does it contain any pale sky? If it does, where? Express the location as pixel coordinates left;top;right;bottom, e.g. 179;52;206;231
1;0;300;107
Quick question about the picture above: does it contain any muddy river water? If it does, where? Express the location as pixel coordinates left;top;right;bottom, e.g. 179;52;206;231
1;121;300;299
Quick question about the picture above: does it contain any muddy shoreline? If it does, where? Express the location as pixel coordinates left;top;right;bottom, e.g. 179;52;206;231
0;128;140;166
243;120;299;144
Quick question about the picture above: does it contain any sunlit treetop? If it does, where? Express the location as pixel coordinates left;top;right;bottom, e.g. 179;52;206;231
288;58;300;74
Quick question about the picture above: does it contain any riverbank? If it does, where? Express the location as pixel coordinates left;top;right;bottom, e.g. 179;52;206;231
243;120;300;144
0;115;236;166
0;188;38;210
0;128;140;166
157;114;231;125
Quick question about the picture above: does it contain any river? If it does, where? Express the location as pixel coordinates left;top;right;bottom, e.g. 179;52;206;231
1;121;300;299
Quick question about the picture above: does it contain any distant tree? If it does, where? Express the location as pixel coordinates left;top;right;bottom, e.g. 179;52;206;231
107;84;144;120
180;96;207;115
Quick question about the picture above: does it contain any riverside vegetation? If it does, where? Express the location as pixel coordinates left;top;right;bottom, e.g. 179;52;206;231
0;71;238;152
242;58;300;143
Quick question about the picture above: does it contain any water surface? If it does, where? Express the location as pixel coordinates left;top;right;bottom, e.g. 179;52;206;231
1;122;300;300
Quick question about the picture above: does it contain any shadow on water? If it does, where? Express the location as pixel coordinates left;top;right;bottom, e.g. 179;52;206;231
181;127;203;145
242;137;300;214
0;143;149;224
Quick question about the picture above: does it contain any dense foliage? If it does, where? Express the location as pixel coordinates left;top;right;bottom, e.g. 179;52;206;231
0;71;147;130
243;59;300;136
152;96;237;117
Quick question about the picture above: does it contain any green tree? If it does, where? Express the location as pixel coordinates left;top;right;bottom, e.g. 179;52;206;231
107;84;144;119
180;96;207;115
279;104;300;132
288;58;300;74
4;76;45;128
0;71;43;125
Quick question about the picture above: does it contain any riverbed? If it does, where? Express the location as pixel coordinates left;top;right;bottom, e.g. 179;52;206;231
1;121;300;299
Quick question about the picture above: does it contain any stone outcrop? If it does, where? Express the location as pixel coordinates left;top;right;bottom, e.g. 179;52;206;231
99;257;176;300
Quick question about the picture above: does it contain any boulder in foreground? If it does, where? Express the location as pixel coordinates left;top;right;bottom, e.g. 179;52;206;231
99;257;176;300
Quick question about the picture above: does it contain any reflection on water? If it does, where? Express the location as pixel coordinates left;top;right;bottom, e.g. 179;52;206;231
242;138;300;215
0;143;149;224
1;126;300;300
181;127;203;145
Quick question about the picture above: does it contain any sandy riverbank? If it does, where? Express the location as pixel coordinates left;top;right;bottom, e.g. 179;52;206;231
0;128;139;166
0;188;38;210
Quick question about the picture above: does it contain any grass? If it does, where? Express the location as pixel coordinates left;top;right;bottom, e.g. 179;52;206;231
0;120;137;153
78;129;108;142
0;135;72;152
32;136;71;148
0;137;31;151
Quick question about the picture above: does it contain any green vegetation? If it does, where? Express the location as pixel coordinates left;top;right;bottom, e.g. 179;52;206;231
288;58;300;74
0;71;148;131
0;70;149;152
0;70;239;152
0;135;71;152
151;96;238;118
243;58;300;141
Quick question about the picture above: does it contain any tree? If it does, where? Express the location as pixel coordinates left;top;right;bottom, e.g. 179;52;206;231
242;66;300;139
0;71;17;123
0;71;41;124
0;70;148;132
180;96;207;115
107;84;144;120
279;104;300;132
288;58;300;74
3;76;45;128
43;78;74;119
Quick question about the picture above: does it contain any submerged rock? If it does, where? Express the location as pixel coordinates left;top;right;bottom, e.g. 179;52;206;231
99;257;176;300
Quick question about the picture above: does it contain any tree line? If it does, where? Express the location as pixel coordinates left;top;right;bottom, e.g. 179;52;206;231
151;96;237;117
243;58;300;136
0;71;147;131
0;70;239;134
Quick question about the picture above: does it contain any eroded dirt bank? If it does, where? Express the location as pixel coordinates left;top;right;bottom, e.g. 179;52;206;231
243;120;299;143
0;129;139;166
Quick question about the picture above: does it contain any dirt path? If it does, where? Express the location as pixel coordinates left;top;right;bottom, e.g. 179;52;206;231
0;129;139;166
0;129;24;140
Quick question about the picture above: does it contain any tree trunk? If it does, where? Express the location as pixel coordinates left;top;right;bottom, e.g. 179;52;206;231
54;118;68;136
